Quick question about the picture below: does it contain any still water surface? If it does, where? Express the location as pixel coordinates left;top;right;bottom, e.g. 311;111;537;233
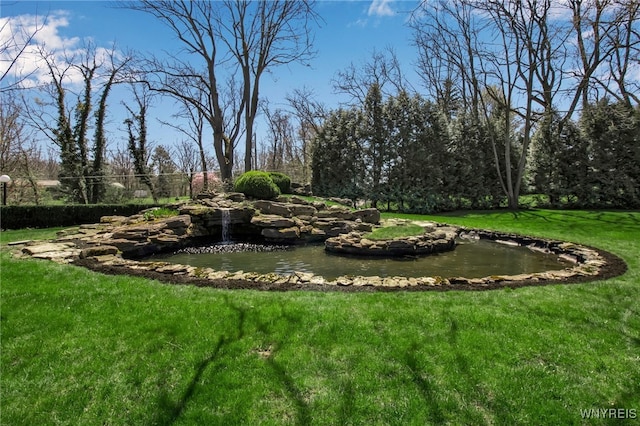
152;239;569;280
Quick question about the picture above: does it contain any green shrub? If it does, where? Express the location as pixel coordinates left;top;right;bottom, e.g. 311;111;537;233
234;171;281;199
268;172;291;194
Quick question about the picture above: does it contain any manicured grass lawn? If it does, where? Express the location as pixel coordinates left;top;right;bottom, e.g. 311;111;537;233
1;210;639;425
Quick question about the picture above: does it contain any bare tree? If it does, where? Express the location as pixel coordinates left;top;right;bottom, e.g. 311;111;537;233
285;88;326;182
124;83;157;203
0;12;44;92
126;0;319;181
263;103;296;173
216;1;320;172
127;1;243;182
175;139;199;198
24;42;131;203
159;79;213;191
411;0;639;209
595;0;640;107
286;87;327;134
332;47;410;105
91;46;133;203
0;92;49;204
109;145;135;192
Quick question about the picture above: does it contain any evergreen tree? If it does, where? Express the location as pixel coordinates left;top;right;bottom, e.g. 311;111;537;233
311;108;365;203
361;84;390;208
529;113;587;207
581;100;640;208
152;146;177;198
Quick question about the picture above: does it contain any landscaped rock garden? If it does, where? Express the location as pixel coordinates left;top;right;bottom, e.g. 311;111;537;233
325;223;458;257
12;193;626;291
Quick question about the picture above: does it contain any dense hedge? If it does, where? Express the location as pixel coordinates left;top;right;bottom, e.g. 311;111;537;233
0;204;160;230
234;171;281;199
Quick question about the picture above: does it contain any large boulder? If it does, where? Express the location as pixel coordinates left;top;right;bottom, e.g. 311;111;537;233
352;208;380;224
261;226;300;240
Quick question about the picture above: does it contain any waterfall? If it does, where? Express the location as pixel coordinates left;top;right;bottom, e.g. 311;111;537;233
221;208;232;243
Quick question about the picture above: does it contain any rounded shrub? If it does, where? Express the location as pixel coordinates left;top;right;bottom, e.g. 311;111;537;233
268;172;291;194
234;171;281;199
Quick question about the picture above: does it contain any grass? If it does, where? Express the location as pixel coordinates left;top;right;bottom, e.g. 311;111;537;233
0;227;67;244
143;207;180;221
1;209;639;425
365;223;425;240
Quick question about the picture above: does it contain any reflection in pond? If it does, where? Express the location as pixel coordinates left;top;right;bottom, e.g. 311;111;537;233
150;239;570;281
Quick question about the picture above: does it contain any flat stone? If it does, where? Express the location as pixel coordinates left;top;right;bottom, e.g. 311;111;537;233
252;200;292;217
100;215;127;224
156;264;191;274
289;204;317;217
7;240;32;246
289;196;310;205
161;215;191;229
293;271;315;282
22;242;76;255
251;214;296;228
32;249;80;261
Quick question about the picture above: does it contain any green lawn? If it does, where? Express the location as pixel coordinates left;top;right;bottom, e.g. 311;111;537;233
1;210;639;425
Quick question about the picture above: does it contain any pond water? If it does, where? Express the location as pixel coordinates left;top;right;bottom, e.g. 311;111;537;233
151;239;570;280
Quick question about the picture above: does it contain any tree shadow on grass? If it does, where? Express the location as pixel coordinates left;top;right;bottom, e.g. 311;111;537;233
153;294;248;425
512;209;640;231
155;336;227;425
154;297;314;425
264;355;311;425
254;301;312;425
437;208;640;232
404;342;447;424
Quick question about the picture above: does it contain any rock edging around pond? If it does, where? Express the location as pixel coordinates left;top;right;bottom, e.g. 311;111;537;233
70;229;615;290
12;197;625;291
325;223;458;257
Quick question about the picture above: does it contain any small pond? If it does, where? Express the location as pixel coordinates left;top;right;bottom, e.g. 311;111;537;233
150;239;571;281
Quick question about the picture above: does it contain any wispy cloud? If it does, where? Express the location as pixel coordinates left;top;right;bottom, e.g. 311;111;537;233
368;0;395;17
1;11;108;88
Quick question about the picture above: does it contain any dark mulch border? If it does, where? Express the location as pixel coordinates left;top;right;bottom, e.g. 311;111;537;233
72;244;627;293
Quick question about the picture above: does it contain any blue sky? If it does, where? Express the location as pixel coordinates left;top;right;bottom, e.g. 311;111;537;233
1;0;422;158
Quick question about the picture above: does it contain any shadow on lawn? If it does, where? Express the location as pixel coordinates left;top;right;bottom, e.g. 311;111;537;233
438;207;640;224
154;295;247;425
155;336;227;425
154;296;312;425
512;209;640;229
405;342;448;423
257;302;312;425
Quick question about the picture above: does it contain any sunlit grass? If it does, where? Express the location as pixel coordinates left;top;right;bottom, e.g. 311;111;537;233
0;227;67;244
2;209;639;424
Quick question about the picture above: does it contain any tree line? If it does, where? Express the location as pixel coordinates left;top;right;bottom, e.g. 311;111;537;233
312;0;640;211
2;0;638;210
1;1;318;204
311;85;640;212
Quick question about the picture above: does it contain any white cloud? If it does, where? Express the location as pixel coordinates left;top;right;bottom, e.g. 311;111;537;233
368;0;395;17
1;11;85;88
